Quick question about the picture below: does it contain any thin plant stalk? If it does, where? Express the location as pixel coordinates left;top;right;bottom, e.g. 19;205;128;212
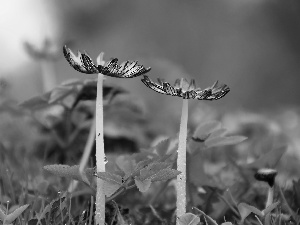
176;98;188;222
67;116;96;192
95;55;106;225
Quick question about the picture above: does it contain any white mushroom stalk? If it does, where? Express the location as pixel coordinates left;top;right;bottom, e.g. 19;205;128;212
94;53;106;225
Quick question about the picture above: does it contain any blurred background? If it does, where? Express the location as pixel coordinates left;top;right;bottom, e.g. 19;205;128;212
1;0;300;133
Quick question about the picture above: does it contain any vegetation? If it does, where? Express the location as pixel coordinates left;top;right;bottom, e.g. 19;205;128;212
0;46;300;225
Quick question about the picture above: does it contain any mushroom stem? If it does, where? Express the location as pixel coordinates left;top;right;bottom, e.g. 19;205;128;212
95;72;106;225
266;186;274;208
176;98;188;223
265;185;274;225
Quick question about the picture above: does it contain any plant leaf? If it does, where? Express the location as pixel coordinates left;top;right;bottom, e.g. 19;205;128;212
139;162;172;181
193;121;221;141
0;207;6;221
188;152;216;187
134;177;151;192
208;128;227;139
244;145;287;169
150;168;181;182
95;171;123;185
4;204;29;224
48;85;74;104
20;78;125;110
103;181;122;197
43;164;90;185
177;212;200;225
192;207;218;225
262;201;280;216
154;138;170;157
237;203;263;223
205;135;247;148
115;155;135;179
131;158;156;177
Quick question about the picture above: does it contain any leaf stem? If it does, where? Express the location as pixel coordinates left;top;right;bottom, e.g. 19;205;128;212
176;98;188;223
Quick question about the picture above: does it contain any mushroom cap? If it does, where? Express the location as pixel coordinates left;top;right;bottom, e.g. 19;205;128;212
254;168;278;187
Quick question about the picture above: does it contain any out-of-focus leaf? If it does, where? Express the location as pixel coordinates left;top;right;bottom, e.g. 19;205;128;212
104;94;147;144
19;92;51;109
188;152;216;187
177;212;200;225
237;203;262;223
95;171;123;185
0;207;6;221
150;168;181;182
72;80;126;108
20;78;125;110
43;164;90;185
103;181;121;197
48;86;74;104
217;188;240;217
115;155;135;178
36;180;49;195
262;201;280;215
4;204;29;224
208;128;227;139
205;135;247;148
139;162;171;181
193;207;218;225
153;138;170;157
134;177;151;192
244;145;287;169
193;121;221;141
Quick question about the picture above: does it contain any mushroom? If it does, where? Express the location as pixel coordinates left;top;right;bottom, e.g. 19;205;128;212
141;76;230;223
63;46;151;225
254;168;277;207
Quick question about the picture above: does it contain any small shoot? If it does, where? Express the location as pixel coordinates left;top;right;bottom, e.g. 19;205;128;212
192;120;247;150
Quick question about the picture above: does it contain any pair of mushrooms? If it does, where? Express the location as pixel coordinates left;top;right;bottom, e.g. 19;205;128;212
63;45;279;224
63;45;230;225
